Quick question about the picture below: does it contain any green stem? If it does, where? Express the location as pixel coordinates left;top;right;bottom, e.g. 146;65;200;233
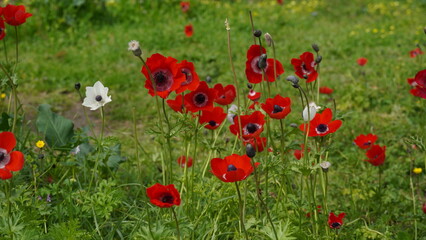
235;182;249;240
171;207;181;240
14;26;18;73
410;158;418;240
3;39;8;64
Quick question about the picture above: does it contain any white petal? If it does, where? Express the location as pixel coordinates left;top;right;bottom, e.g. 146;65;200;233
302;102;320;121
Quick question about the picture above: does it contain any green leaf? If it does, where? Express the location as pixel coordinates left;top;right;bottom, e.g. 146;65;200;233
36;104;74;148
0;112;10;131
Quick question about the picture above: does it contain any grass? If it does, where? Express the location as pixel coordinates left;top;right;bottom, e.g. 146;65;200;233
0;0;425;239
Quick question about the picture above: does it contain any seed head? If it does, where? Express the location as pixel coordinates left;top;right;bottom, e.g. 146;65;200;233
320;161;331;172
247;83;253;89
246;143;256;158
128;40;142;57
257;54;267;69
315;55;323;64
253;30;262;38
286;75;300;88
74;82;81;90
312;43;320;52
206;76;212;83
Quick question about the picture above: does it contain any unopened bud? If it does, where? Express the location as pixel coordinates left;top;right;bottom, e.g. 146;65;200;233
253;30;262;38
290;123;298;128
315;55;322;64
312;43;320;52
247;83;253;89
206;76;212;83
74;83;81;90
257;54;267;69
264;33;273;47
286;75;300;88
246;143;256;158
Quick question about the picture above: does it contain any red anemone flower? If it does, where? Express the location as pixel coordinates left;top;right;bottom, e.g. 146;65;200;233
319;86;334;95
180;1;190;13
245;45;284;84
176;60;200;94
141;53;185;99
328;212;346;229
177;156;193;168
210;154;259;182
408;69;426;99
277;0;284;4
365;145;386;166
357;57;368;66
184;24;193;37
166;94;186;113
146;183;181;208
353;133;378;149
243;136;267;152
293;144;309;160
199;107;227;130
291;52;318;83
0;19;5;40
299;108;342;137
229;111;265;140
261;94;292;119
184;81;217;112
0;132;25;180
410;48;424;58
214;84;236;105
248;102;259;110
248;89;261;102
3;4;32;26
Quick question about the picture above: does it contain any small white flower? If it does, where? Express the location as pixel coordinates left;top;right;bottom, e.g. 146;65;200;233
82;81;112;111
302;102;320;121
319;161;331;172
128;40;140;51
227;104;238;124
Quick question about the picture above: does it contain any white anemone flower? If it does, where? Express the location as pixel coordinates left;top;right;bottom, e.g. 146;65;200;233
82;81;112;111
302;102;320;121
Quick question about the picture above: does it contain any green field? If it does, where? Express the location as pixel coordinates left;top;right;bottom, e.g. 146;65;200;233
0;0;425;239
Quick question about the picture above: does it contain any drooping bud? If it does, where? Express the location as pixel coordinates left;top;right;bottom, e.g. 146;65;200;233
286;75;300;88
253;29;262;38
320;161;331;172
315;55;323;64
312;43;320;52
246;143;256;158
258;54;267;69
264;33;273;47
74;82;81;90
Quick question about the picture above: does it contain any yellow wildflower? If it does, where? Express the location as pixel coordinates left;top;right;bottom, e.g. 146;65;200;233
413;168;422;174
36;140;45;149
0;93;5;99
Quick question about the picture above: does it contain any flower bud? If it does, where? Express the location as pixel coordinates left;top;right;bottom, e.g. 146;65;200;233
206;76;212;83
257;54;267;69
264;33;272;47
312;43;320;52
128;40;142;57
74;82;81;90
303;102;320;121
247;83;253;89
253;30;262;38
320;161;331;172
286;75;300;88
315;55;322;64
246;143;256;158
290;123;298;128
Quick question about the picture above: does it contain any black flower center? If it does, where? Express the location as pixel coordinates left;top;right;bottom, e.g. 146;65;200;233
246;123;258;134
153;70;173;92
194;93;206;105
331;222;341;229
208;120;216;126
155;72;166;85
272;104;283;113
160;194;174;204
95;95;102;101
316;124;328;133
363;141;371;146
227;164;237;172
0;152;4;161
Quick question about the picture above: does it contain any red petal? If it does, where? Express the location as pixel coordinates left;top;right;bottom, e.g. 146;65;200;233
6;151;24;171
0;169;12;179
327;120;342;134
0;131;16;153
